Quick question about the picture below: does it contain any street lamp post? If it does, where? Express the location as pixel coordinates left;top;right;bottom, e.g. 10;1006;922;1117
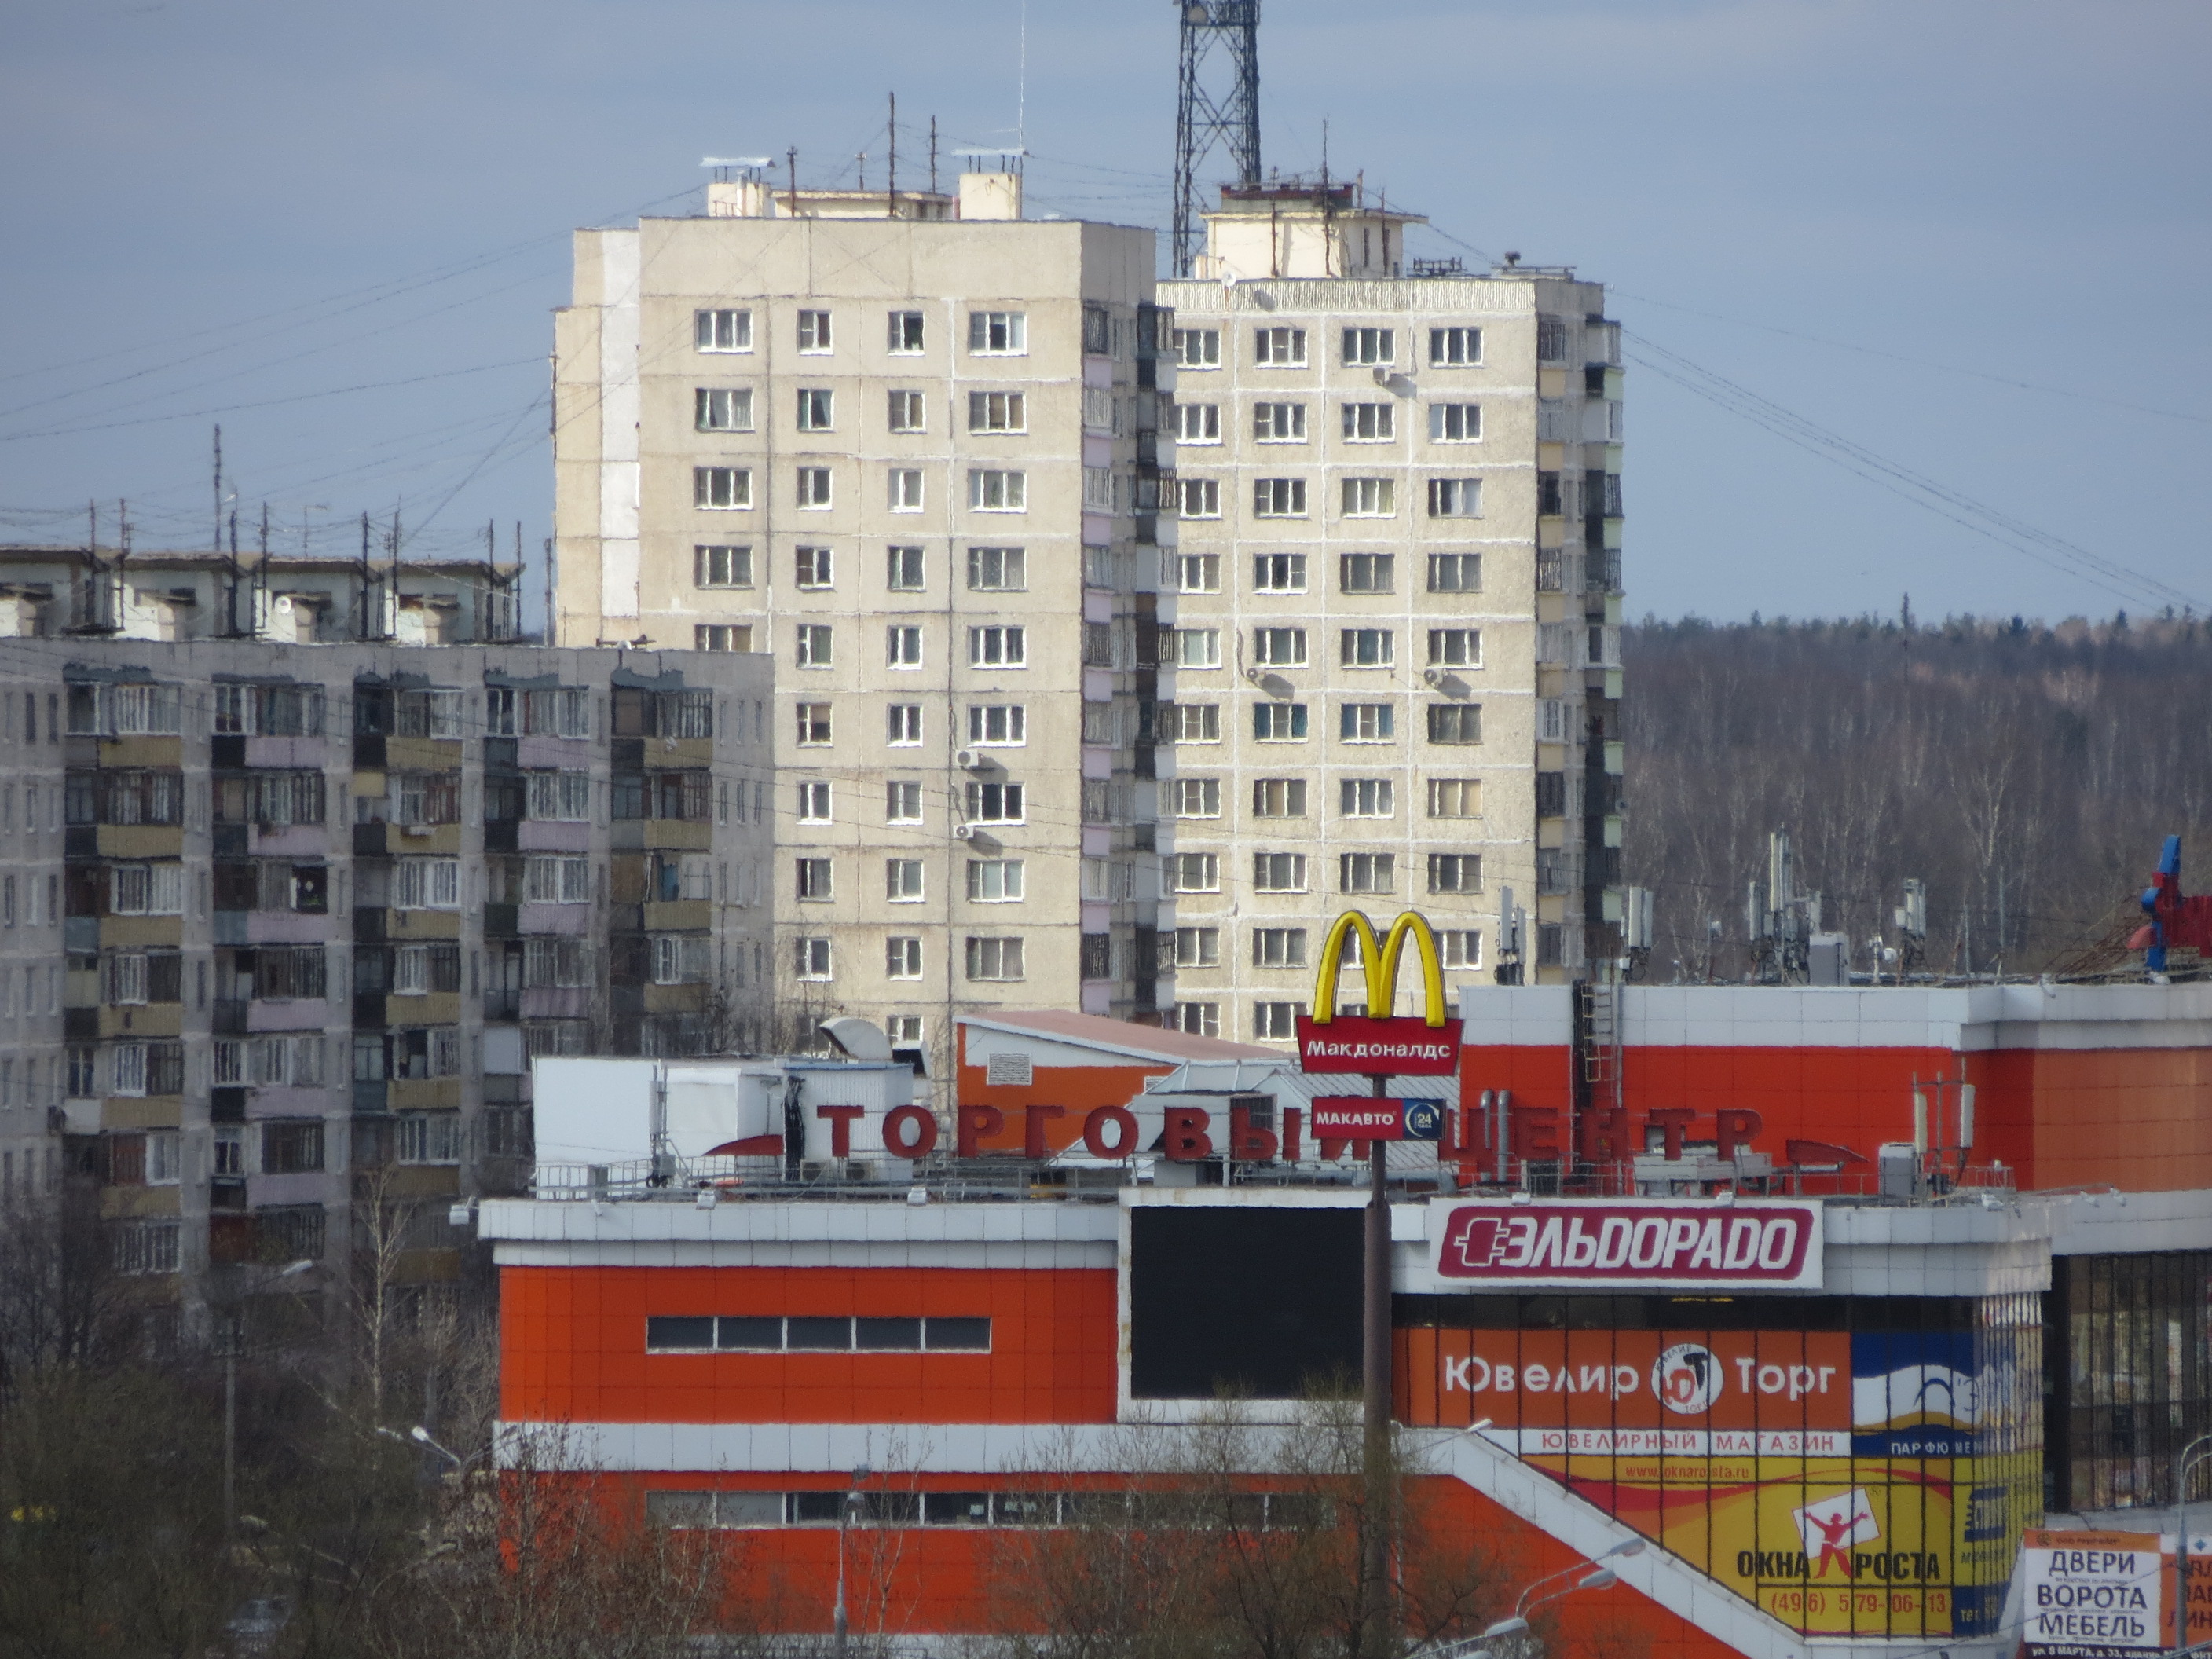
834;1463;870;1659
2179;1435;2212;1657
1477;1538;1646;1650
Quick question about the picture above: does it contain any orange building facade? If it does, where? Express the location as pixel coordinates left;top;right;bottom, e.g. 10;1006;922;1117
485;990;2212;1659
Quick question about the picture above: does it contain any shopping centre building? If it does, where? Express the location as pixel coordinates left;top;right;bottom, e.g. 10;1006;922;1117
479;981;2211;1658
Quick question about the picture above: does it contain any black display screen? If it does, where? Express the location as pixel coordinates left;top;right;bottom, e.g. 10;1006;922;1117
1128;1206;1364;1399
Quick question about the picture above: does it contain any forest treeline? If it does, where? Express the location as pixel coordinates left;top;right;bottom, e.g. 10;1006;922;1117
1621;611;2212;981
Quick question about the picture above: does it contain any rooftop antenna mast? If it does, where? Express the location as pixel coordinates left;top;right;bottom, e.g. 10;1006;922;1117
1172;0;1262;278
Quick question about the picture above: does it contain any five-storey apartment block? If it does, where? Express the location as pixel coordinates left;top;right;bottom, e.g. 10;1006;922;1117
551;172;1179;1054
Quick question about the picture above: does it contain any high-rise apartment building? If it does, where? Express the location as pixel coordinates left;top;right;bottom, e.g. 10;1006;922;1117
551;172;1178;1054
0;555;770;1330
1156;183;1624;1027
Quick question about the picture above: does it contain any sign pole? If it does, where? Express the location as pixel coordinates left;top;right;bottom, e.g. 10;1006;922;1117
1362;1068;1390;1659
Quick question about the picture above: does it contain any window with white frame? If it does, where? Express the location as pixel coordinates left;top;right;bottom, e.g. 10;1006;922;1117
796;703;832;746
1173;778;1220;819
966;547;1025;591
968;391;1025;433
522;856;590;903
886;780;923;823
1342;327;1393;366
1252;703;1307;742
1178;478;1221;518
888;469;924;511
696;309;753;352
1430;403;1481;441
1174;328;1220;368
885;938;923;980
1427;778;1482;818
109;863;184;916
1427;478;1481;518
1439;930;1481;969
795;858;833;901
964;937;1024;981
1427;852;1483;895
694;467;752;510
1426;705;1483;745
887;310;924;353
968;312;1026;354
1342;402;1395;441
650;936;712;985
964;782;1024;823
1173;1002;1221;1037
969;626;1025;668
1340;851;1394;894
1340;552;1393;594
523;937;591;988
1176;553;1221;593
1430;326;1481;366
884;547;925;593
1252;627;1306;667
1254;402;1306;442
1173;852;1220;894
1427;552;1481;593
1427;628;1481;668
1176;404;1220;443
1253;928;1307;969
1254;327;1306;366
887;859;925;902
966;704;1025;745
1251;778;1306;818
1339;703;1394;742
1253;478;1306;518
797;310;832;352
797;781;831;823
1174;927;1220;968
526;771;591;822
966;859;1024;902
795;467;833;507
694;544;753;588
887;389;926;433
1252;852;1307;893
695;624;750;653
1166;703;1220;743
695;387;753;431
1342;478;1395;518
1082;467;1114;511
1252;552;1306;594
969;469;1025;511
794;938;833;980
1340;628;1393;668
1176;628;1221;670
397;1111;460;1164
886;625;923;668
1341;778;1393;818
797;624;833;667
1253;1002;1303;1041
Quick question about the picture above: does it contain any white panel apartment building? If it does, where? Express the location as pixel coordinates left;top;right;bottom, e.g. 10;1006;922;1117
1156;184;1625;1030
551;175;1179;1054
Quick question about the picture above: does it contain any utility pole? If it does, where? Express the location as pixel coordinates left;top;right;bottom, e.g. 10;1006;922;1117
1361;1078;1391;1659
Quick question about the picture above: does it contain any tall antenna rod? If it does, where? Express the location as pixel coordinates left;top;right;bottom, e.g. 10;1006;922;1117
887;91;897;215
211;424;223;551
1172;0;1262;277
929;115;939;194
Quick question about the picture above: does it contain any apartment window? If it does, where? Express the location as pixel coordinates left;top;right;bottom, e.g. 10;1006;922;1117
1340;852;1394;895
1082;467;1114;511
796;703;833;746
796;622;833;666
1341;628;1393;668
885;546;925;591
969;470;1026;511
1340;703;1393;742
886;859;925;903
391;859;462;910
1536;924;1565;968
1165;704;1218;743
696;309;752;352
967;547;1026;591
1254;327;1306;366
1342;478;1395;518
1253;928;1307;969
1253;703;1307;742
694;625;750;652
888;310;925;352
694;387;753;431
1250;627;1305;668
1342;327;1393;366
1540;473;1566;515
877;782;922;827
969;626;1026;668
1173;778;1221;819
1253;402;1306;442
793;858;833;902
1339;552;1393;595
1253;478;1306;518
1253;1002;1303;1041
969;391;1026;433
1176;628;1221;669
794;938;833;980
1177;403;1220;443
1177;553;1221;593
1173;852;1220;894
887;704;921;745
1537;318;1569;361
526;771;592;822
1174;328;1220;368
1428;853;1483;895
261;1120;324;1174
1427;705;1483;745
1253;553;1306;594
1178;478;1221;518
694;544;753;588
1428;778;1482;818
1440;930;1481;969
967;860;1024;902
965;782;1024;823
694;467;752;510
887;469;924;511
884;938;923;980
967;704;1026;745
886;625;923;668
1430;403;1481;441
1341;778;1393;818
968;311;1026;354
797;309;832;351
965;936;1025;981
885;390;927;434
1174;927;1219;969
1251;778;1306;818
109;863;183;917
1342;402;1395;441
795;467;833;507
1428;552;1481;593
790;544;833;589
797;782;832;823
1427;629;1481;669
1164;1002;1216;1038
397;1112;460;1166
1428;478;1481;518
1252;852;1307;893
1430;326;1481;366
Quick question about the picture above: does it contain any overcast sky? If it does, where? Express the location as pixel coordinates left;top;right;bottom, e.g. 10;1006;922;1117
2;0;2205;624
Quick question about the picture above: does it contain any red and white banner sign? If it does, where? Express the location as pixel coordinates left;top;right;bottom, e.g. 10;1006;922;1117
1429;1199;1824;1290
1295;1015;1462;1075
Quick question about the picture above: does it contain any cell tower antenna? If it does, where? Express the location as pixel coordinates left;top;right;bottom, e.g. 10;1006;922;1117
1172;0;1262;278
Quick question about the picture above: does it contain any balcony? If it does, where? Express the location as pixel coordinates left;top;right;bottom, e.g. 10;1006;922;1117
213;998;250;1035
1536;550;1566;594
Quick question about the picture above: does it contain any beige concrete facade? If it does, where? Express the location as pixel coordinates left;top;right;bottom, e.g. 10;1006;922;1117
551;193;1177;1057
1156;187;1625;1027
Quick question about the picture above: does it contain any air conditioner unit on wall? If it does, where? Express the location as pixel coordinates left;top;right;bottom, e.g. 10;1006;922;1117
955;749;983;770
954;823;976;840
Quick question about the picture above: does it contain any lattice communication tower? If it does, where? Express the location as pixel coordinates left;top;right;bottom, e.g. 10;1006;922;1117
1171;0;1261;277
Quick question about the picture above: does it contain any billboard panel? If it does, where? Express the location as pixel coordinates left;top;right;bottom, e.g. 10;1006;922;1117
1429;1199;1823;1291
